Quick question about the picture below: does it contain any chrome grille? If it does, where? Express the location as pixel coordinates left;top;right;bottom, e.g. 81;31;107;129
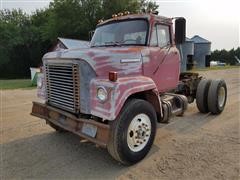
45;63;80;113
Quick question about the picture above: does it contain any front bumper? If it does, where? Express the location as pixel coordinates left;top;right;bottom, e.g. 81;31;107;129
31;102;110;147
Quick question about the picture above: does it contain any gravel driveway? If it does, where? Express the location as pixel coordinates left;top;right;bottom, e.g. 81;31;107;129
1;68;239;179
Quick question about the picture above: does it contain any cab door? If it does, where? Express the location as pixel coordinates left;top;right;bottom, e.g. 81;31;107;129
143;23;180;92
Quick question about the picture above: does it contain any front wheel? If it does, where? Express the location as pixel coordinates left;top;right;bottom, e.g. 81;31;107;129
107;99;157;165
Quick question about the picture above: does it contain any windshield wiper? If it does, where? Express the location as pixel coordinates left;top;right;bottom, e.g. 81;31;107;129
105;41;122;46
91;41;131;47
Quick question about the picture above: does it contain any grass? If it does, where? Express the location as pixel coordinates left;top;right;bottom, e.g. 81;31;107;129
190;65;240;72
0;79;36;90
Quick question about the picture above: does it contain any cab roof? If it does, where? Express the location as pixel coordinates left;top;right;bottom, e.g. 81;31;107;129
97;13;173;27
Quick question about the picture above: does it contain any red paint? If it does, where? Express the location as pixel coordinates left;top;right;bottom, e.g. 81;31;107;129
88;14;180;120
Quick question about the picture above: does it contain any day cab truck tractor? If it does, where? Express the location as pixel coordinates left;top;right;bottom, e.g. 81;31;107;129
31;12;227;165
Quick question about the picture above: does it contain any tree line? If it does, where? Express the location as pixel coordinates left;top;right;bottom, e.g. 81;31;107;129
211;48;240;65
0;0;158;79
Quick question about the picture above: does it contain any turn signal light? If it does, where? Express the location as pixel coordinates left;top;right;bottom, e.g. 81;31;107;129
109;71;118;82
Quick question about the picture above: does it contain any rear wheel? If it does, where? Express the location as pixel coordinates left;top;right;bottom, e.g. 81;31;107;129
107;99;157;165
207;79;227;114
196;79;211;113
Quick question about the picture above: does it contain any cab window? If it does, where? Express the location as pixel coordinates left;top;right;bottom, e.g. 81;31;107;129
150;24;171;47
157;24;170;47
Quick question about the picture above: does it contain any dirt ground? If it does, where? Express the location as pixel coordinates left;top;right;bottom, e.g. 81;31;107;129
1;68;239;180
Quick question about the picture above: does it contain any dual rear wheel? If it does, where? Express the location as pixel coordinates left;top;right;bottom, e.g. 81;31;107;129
196;79;227;114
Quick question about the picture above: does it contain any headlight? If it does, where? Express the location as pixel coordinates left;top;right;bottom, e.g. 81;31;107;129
37;74;43;88
97;87;108;102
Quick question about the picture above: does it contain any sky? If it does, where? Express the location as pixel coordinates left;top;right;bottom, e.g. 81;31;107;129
1;0;239;50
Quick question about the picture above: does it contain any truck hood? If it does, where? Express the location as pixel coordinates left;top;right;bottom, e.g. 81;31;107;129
43;47;144;77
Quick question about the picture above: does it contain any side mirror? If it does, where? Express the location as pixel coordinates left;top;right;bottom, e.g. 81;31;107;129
89;30;95;41
175;17;186;44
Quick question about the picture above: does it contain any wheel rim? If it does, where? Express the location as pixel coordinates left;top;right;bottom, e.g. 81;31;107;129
218;86;226;107
127;114;151;152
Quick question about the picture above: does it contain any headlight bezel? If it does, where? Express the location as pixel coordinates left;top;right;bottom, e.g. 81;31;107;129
97;86;108;102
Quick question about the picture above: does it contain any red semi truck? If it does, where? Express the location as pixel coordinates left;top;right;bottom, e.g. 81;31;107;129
31;12;227;165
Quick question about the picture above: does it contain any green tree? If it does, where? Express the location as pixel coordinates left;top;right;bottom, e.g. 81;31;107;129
140;0;159;12
102;0;141;18
41;0;105;41
0;9;32;78
42;0;154;41
211;48;240;65
0;0;159;78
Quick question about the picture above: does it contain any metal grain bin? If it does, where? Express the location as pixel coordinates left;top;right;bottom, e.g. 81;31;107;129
191;35;211;68
178;37;194;72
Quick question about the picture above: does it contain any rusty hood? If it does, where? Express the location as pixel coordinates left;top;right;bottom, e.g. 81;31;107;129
43;46;144;77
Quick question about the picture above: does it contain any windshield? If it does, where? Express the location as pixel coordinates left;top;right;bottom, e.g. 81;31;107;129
91;19;148;47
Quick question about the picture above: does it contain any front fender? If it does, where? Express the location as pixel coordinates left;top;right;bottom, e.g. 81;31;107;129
90;76;158;120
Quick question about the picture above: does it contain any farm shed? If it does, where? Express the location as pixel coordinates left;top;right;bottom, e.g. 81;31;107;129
50;37;90;51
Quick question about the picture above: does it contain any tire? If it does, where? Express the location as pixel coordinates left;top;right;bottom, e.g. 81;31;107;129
107;99;157;165
207;79;227;114
161;103;170;123
196;79;211;113
48;122;67;133
176;95;188;116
